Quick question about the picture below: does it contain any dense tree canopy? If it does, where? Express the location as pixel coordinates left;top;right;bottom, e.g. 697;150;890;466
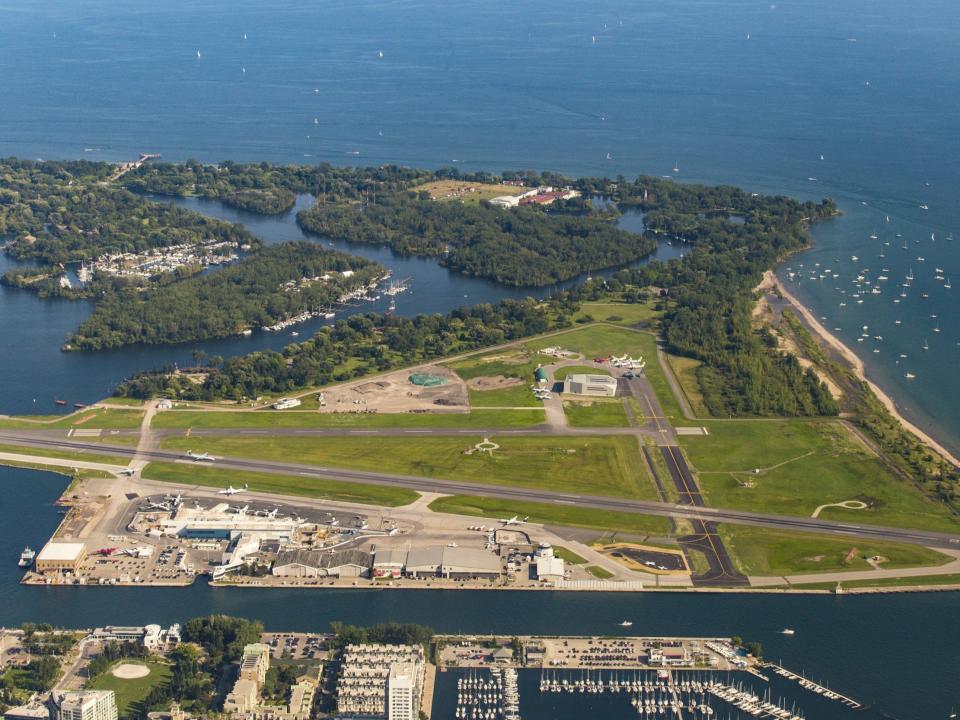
68;242;382;350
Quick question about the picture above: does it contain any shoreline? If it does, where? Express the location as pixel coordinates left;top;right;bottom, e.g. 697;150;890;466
769;270;960;468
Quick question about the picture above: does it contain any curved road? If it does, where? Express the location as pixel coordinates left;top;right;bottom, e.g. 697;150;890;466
1;430;958;551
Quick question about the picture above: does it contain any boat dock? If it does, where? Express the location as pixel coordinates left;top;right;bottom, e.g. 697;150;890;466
761;662;863;709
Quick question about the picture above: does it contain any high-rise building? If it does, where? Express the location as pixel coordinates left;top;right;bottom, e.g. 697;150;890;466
53;691;118;720
387;663;420;720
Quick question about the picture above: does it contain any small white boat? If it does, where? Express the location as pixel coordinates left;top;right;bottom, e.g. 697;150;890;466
780;628;795;635
905;373;916;379
18;547;35;568
619;621;634;627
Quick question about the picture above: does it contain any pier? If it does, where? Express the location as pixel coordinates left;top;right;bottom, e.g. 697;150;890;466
110;152;161;181
761;662;863;710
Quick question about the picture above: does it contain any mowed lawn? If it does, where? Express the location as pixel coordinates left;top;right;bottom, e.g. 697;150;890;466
160;434;657;499
88;660;171;718
152;407;545;429
719;525;951;576
682;420;960;532
141;462;418;506
429;495;672;536
563;399;630;427
0;408;144;430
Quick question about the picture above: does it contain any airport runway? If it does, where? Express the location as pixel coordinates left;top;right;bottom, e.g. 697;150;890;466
2;430;959;551
659;445;748;587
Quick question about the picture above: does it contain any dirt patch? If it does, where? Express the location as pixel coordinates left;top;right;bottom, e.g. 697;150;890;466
111;663;150;679
72;413;98;426
467;375;524;391
317;365;468;414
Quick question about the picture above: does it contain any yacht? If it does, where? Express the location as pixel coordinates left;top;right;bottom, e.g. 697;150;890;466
618;621;634;627
780;628;795;635
18;547;35;568
905;373;916;379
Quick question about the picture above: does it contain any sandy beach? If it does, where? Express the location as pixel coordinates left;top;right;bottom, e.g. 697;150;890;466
767;271;960;467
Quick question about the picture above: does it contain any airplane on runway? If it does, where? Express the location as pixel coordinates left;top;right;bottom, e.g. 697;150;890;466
499;515;529;525
187;450;216;462
218;484;248;495
118;468;137;476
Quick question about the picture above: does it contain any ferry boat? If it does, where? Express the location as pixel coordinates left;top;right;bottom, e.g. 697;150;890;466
18;547;35;568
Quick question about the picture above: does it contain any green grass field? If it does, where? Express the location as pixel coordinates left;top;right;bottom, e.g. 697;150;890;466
88;660;171;718
562;399;630;427
160;434;658;499
152;407;545;429
552;546;588;564
0;443;128;467
0;408;144;430
682;420;960;532
719;525;951;576
141;462;419;507
572;301;658;326
664;353;709;417
586;565;614;579
428;495;672;536
788;574;960;590
467;385;542;408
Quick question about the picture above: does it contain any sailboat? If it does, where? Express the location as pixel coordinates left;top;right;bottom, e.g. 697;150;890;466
672;162;679;173
196;49;201;59
923;339;930;351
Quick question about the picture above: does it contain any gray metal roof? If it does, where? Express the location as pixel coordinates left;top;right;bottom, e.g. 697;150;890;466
274;548;372;570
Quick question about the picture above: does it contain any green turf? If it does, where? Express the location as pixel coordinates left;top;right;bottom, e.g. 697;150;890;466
681;420;960;533
572;301;658;326
718;525;951;576
152;408;545;429
664;353;708;418
428;495;672;535
0;408;144;430
88;660;171;718
467;385;542;408
562;399;631;427
0;443;127;466
788;574;960;590
551;546;588;564
161;434;658;499
140;462;419;507
585;565;614;579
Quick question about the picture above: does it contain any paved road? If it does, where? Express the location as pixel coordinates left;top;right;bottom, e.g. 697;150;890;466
3;430;959;551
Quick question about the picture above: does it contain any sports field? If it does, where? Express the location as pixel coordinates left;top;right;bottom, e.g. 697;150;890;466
88;660;171;718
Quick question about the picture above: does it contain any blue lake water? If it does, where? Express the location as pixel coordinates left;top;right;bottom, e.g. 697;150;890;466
1;1;960;716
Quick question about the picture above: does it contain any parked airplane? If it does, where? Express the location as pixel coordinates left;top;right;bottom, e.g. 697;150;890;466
218;484;248;495
187;450;215;462
229;504;250;515
255;507;280;519
165;493;183;507
499;515;529;525
118;468;137;476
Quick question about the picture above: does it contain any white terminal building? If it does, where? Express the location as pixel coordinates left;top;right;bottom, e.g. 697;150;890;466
563;373;618;398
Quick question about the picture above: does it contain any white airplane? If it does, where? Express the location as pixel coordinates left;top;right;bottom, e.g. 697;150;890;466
118;468;137;476
256;507;280;519
165;493;183;507
499;515;529;525
187;450;215;462
230;504;250;515
218;484;248;495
